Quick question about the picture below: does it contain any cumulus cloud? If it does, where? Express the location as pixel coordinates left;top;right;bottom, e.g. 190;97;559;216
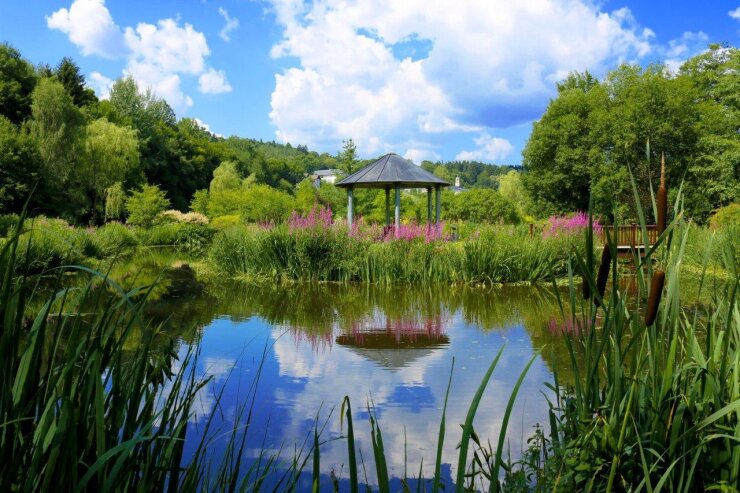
455;133;514;162
199;68;233;94
266;0;657;157
46;0;127;58
88;71;114;99
663;31;709;73
48;0;231;113
730;7;740;20
218;7;240;42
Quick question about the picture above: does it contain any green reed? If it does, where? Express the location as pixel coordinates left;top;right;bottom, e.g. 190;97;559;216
532;176;740;491
208;223;580;285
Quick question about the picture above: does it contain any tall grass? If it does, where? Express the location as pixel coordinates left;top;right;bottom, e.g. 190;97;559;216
208;223;581;284
528;180;740;491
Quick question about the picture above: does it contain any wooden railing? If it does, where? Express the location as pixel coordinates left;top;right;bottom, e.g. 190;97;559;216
601;224;658;249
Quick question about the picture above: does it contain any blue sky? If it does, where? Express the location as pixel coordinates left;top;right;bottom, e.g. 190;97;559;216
1;0;738;164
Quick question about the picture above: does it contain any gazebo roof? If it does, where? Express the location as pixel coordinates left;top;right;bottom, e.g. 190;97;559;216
335;153;450;189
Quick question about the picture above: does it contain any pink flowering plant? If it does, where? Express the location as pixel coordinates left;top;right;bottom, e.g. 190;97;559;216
542;211;602;238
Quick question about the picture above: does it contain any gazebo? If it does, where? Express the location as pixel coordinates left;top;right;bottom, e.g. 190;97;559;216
335;153;450;228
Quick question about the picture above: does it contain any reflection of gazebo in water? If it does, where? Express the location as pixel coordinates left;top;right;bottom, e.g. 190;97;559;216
336;312;449;370
336;153;450;228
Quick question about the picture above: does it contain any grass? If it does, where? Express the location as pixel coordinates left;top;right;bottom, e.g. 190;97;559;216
207;222;583;284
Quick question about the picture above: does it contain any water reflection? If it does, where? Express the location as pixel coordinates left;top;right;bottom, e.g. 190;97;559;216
129;273;579;490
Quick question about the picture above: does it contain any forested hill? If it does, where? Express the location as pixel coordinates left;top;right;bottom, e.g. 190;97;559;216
0;42;513;225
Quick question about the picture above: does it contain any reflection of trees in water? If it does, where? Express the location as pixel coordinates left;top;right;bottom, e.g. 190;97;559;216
139;272;592;382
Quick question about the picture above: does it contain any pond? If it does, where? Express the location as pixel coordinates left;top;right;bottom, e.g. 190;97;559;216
138;264;575;490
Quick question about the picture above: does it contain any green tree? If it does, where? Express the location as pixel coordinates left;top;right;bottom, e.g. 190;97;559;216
54;57;97;107
126;184;170;227
83;119;140;221
190;189;210;215
104;182;126;221
209;161;242;193
447;189;520;224
498;170;532;219
339;138;357;174
0;115;40;212
0;43;37;125
29;77;83;184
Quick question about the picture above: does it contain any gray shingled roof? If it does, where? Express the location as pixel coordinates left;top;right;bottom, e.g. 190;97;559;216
335;153;450;189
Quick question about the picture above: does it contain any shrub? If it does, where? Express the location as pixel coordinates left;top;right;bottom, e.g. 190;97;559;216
136;222;215;255
126;184;170;228
90;222;138;256
0;213;19;237
104;182;126;221
709;202;740;229
210;215;240;229
15;216;97;274
159;209;209;225
447;189;521;224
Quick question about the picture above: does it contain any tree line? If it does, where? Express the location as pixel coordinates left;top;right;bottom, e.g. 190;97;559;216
521;44;739;223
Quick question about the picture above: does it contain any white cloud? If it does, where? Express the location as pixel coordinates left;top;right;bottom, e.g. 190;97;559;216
48;0;231;114
729;7;740;20
267;0;657;157
88;71;114;99
199;68;233;94
455;133;513;162
46;0;127;58
404;147;440;163
218;7;240;42
663;31;709;73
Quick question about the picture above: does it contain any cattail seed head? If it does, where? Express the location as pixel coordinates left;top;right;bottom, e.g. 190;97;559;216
594;246;611;307
645;270;666;326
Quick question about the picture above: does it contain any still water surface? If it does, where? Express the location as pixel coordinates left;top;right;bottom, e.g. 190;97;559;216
146;268;571;490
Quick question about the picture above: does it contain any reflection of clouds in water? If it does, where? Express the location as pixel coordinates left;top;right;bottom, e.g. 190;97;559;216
169;287;558;489
268;310;552;484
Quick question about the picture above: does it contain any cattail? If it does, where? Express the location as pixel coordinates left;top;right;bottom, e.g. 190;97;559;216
594;246;611;307
582;277;591;300
657;153;668;235
645;270;666;326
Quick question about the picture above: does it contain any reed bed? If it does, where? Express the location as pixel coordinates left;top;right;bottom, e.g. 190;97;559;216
208;222;582;285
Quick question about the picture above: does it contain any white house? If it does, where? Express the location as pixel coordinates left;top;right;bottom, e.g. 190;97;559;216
312;169;340;187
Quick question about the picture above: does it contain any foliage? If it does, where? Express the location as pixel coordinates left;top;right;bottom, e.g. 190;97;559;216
189;189;209;215
29;77;83;184
0;43;37;125
89;221;139;256
104;182;126;222
209;160;241;193
54;57;97;107
0;115;40;211
159;209;209;225
446;189;521;224
210;214;240;229
710;202;740;229
82;118;140;220
339;137;358;174
126;184;170;228
522;48;740;223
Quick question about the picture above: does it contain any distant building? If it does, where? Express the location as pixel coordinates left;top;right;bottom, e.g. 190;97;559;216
311;169;340;187
451;176;466;194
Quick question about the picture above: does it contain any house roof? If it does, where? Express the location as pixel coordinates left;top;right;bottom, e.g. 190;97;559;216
335;153;449;189
314;169;338;176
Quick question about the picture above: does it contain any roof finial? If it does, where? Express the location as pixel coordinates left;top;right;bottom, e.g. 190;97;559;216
660;152;666;189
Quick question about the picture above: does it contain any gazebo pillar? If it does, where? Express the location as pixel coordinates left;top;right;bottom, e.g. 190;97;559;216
347;187;354;227
394;186;401;229
426;188;433;225
385;187;391;226
435;186;441;224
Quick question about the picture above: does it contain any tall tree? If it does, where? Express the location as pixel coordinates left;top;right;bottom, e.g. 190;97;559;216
0;43;37;125
54;57;97;107
29;77;83;184
339;138;357;174
0;116;40;212
82;118;140;221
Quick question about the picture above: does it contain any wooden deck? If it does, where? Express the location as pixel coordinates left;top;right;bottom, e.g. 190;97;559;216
602;224;658;256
